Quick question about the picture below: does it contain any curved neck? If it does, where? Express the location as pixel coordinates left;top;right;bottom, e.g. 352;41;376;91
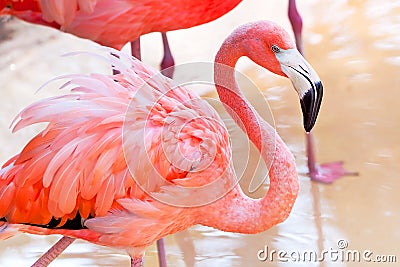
197;36;299;234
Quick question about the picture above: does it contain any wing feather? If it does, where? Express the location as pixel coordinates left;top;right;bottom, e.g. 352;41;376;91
95;175;115;216
53;161;81;215
0;183;16;216
0;49;230;231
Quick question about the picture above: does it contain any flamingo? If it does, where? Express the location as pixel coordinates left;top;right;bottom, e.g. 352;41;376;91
0;1;314;265
0;20;323;266
0;0;244;78
288;0;356;182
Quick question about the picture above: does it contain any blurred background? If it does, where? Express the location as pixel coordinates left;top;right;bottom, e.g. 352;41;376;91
0;0;399;266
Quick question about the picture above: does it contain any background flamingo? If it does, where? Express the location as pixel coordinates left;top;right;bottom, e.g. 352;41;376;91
0;21;323;266
0;0;244;78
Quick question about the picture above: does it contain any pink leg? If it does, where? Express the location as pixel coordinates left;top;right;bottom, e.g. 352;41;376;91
156;239;167;267
131;257;144;267
131;38;142;61
160;32;175;79
288;0;304;54
289;0;357;183
111;52;121;75
31;236;75;267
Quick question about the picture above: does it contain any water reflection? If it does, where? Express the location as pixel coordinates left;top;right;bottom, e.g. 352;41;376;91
0;0;399;266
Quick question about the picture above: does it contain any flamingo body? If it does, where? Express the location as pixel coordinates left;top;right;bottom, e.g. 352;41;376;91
0;21;324;263
0;54;229;250
1;0;242;49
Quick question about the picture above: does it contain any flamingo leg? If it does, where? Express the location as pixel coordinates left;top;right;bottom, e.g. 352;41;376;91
156;239;167;267
31;236;75;267
130;37;142;61
288;0;357;183
130;33;174;79
160;32;175;79
288;0;304;54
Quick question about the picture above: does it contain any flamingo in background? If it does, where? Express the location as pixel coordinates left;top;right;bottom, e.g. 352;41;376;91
0;0;243;78
0;21;323;266
288;0;356;182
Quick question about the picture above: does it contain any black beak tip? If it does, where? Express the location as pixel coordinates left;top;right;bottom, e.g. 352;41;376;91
304;122;313;133
300;81;323;132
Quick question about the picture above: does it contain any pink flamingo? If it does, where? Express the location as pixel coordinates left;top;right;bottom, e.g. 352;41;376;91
0;21;323;266
0;0;243;77
0;1;310;265
288;0;356;182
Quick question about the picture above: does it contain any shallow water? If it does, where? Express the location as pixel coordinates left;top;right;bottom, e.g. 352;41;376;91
0;0;399;266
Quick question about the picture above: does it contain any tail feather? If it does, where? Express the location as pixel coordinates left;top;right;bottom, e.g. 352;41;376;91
0;222;100;243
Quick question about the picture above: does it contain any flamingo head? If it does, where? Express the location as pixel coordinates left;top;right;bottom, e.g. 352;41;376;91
241;21;323;132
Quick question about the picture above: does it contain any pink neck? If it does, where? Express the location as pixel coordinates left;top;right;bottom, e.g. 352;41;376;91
197;32;299;234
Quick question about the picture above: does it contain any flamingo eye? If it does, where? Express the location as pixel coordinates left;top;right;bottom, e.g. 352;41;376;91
271;45;281;53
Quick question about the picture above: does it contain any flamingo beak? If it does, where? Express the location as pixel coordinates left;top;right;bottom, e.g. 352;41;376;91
275;48;323;132
299;80;323;132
